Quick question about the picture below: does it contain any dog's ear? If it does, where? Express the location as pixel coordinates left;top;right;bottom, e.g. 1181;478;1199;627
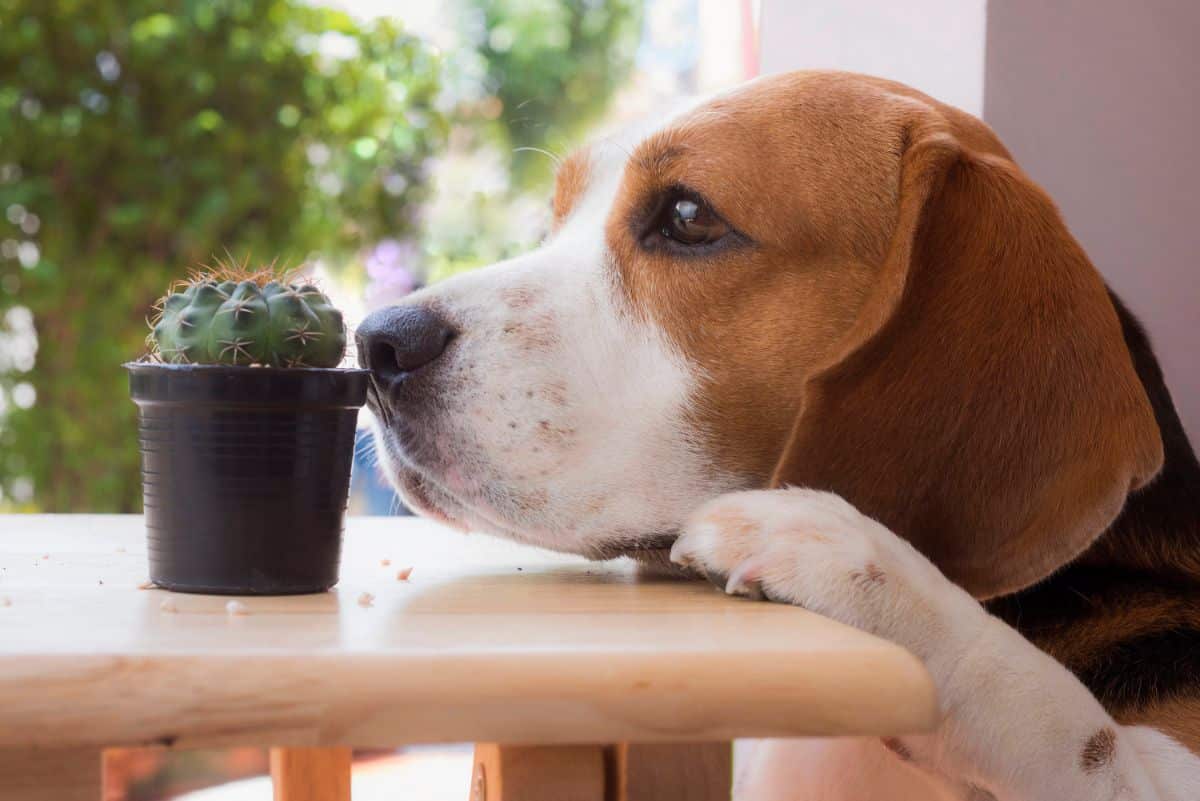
770;122;1163;599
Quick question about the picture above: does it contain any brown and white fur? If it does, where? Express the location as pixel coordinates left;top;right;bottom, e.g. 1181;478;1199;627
360;71;1200;800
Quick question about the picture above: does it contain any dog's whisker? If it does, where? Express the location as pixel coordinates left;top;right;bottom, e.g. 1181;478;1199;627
513;146;563;169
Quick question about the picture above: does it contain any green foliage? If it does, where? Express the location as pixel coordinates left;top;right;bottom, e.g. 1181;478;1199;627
152;278;345;367
410;0;642;284
463;0;641;189
0;0;446;511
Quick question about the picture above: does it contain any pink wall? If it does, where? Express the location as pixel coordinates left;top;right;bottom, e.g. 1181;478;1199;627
983;1;1200;440
759;0;987;115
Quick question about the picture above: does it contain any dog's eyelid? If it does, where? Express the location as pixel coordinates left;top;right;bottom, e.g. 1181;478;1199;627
661;184;717;215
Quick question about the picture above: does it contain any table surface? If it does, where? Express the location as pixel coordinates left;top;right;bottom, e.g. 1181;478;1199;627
0;515;937;750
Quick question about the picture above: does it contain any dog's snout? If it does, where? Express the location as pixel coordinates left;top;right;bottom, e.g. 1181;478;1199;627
356;305;454;382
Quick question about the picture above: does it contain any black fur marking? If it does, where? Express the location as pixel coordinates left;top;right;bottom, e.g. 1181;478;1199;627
1092;292;1200;575
1076;626;1200;711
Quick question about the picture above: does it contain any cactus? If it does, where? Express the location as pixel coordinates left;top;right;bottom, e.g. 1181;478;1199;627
151;275;346;368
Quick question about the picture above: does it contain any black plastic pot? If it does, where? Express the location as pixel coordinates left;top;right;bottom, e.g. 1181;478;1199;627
126;363;369;595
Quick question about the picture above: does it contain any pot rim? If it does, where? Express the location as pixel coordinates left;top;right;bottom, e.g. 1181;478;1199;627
125;360;370;408
124;360;369;376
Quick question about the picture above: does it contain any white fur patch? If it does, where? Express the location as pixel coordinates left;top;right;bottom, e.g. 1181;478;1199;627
370;117;739;556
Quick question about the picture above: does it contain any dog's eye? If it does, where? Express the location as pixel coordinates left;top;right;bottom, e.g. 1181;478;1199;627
655;194;729;246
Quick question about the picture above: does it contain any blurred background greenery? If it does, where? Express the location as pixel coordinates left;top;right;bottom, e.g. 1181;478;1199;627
0;0;647;512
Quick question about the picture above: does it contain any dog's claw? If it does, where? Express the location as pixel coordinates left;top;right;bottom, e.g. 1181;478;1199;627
725;559;766;600
669;537;696;570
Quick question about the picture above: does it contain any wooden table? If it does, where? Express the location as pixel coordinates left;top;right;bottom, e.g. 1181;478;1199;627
0;515;937;800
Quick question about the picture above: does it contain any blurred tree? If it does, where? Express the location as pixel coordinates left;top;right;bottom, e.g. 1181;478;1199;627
0;0;446;511
417;0;640;281
462;0;640;189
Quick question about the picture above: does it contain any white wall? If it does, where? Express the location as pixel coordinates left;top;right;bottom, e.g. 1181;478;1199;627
759;0;987;116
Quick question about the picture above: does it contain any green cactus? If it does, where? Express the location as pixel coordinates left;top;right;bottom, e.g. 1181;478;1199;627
151;278;346;367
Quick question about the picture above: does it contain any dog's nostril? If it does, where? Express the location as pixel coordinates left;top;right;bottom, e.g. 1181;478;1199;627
356;305;455;382
370;341;403;372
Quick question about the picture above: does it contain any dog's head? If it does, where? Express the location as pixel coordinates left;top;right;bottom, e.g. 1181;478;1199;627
359;71;1163;598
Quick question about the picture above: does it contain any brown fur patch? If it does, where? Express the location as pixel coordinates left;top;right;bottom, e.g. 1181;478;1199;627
1119;696;1200;756
539;380;569;407
880;737;912;761
500;286;539;310
766;120;1162;599
551;148;591;227
703;507;761;539
582;495;607;515
502;312;558;350
513;488;549;514
598;70;1160;598
781;527;832;544
850;562;886;589
1080;727;1116;773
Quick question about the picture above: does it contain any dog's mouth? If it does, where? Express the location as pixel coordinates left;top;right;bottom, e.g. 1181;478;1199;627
386;443;683;563
371;394;687;562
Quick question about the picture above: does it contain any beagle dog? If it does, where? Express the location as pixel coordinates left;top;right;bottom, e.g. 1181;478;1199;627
357;71;1200;800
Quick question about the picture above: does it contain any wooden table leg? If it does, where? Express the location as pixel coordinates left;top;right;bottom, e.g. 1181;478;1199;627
610;742;732;801
270;747;352;801
0;748;102;801
470;744;605;801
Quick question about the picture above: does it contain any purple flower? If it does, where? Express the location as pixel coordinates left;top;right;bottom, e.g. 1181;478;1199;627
365;238;420;307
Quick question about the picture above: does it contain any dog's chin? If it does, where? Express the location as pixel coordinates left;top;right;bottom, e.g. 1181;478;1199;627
392;464;559;548
391;463;688;569
392;467;472;533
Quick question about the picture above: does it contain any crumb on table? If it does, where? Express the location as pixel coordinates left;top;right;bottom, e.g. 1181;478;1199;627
380;558;391;567
225;600;249;616
160;599;178;613
395;567;413;581
137;580;155;590
357;592;375;608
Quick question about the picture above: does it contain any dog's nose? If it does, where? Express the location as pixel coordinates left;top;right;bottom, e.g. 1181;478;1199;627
356;305;455;381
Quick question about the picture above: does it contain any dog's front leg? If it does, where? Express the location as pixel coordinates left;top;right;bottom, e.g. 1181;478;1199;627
671;488;1189;801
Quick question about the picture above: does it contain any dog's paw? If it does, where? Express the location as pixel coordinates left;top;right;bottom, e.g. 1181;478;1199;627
670;488;954;641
